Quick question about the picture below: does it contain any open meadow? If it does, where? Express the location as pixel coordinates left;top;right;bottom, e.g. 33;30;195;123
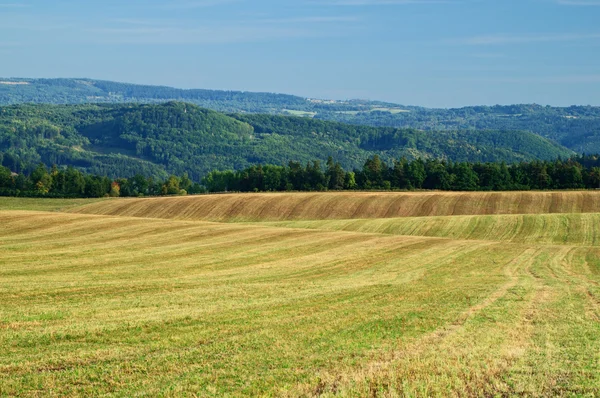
1;191;600;396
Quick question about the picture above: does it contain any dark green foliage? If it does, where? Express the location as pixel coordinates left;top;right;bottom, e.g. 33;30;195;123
0;157;204;198
0;103;573;183
202;155;600;193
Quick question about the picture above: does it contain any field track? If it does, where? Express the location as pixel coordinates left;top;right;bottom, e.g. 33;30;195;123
68;190;600;222
2;192;600;396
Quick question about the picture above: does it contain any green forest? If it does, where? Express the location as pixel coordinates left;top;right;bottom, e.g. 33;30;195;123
202;155;600;193
2;78;600;153
2;154;600;198
0;102;572;181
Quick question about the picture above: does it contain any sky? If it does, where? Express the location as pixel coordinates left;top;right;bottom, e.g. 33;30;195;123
0;0;599;108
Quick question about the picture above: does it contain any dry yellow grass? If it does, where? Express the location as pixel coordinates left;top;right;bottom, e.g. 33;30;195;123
2;193;600;396
263;212;600;246
68;191;600;222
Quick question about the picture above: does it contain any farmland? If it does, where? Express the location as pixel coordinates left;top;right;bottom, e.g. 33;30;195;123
1;192;600;396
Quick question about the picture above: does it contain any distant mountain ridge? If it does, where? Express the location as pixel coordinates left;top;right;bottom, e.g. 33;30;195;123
2;77;600;154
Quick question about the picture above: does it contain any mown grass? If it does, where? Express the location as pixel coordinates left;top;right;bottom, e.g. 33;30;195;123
262;213;600;246
1;193;600;396
68;190;600;222
0;197;103;212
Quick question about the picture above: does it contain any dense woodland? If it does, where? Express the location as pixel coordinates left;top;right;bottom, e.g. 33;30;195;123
2;78;600;153
0;102;571;182
0;155;202;198
202;155;600;192
3;153;600;198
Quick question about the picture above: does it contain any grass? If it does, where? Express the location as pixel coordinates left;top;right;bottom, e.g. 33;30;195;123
1;193;600;396
0;197;103;212
69;190;600;222
262;213;600;246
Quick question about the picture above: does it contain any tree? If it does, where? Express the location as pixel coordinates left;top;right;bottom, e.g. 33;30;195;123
391;158;410;189
65;167;86;196
344;172;357;190
30;164;52;194
163;175;181;195
109;181;121;197
407;159;426;189
0;166;13;189
452;163;479;191
590;167;600;189
424;161;451;190
326;156;346;190
362;155;386;189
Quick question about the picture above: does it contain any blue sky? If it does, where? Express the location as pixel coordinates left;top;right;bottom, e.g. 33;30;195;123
0;0;599;107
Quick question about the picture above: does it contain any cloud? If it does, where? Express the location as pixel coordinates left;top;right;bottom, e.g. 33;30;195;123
258;16;358;24
156;0;241;9
454;75;600;84
308;0;457;5
0;3;30;7
450;33;600;45
471;53;506;59
86;24;336;45
556;0;600;5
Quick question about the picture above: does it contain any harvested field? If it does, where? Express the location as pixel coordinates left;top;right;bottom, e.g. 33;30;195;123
264;212;600;246
2;193;600;396
69;190;600;222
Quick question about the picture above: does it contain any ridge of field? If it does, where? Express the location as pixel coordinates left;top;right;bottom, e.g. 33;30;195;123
1;210;599;396
262;213;600;247
68;190;600;222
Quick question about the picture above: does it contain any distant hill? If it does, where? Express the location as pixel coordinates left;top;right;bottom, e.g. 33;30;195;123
0;102;572;180
1;78;600;153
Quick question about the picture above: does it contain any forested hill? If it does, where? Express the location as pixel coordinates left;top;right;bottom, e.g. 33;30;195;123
0;102;572;180
2;78;600;153
0;78;306;113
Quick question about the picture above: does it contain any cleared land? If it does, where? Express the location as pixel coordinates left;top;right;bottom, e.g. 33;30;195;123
69;190;600;222
2;192;600;396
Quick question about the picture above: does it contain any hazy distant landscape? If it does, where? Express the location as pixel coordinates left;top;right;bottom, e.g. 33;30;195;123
2;78;600;154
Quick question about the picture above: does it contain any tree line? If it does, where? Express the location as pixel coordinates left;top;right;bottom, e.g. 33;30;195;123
3;153;600;198
0;155;204;198
202;155;600;193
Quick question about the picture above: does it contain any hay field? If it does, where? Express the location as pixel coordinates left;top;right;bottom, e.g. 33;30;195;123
68;190;600;222
1;192;600;396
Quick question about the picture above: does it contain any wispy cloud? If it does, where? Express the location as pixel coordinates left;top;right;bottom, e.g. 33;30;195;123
86;24;336;45
308;0;457;5
258;16;358;24
471;53;507;59
556;0;600;5
156;0;241;9
450;33;600;45
454;75;600;84
0;2;30;7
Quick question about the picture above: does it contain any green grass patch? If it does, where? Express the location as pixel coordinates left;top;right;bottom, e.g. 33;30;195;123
0;197;104;212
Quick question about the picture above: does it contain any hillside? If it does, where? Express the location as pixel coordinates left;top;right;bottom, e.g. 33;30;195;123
68;191;600;222
0;102;572;180
2;78;600;153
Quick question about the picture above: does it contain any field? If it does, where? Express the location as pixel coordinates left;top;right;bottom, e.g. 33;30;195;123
1;192;600;396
